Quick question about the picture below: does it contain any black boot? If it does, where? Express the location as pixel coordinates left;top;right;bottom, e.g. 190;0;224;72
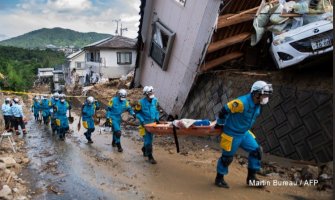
215;173;229;188
141;147;147;157
112;140;116;147
116;143;123;152
148;154;157;164
246;168;265;188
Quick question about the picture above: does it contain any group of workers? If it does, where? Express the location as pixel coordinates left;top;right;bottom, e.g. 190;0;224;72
1;97;27;135
1;80;273;188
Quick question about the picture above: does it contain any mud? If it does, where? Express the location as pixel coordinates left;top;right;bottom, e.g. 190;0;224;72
20;113;332;200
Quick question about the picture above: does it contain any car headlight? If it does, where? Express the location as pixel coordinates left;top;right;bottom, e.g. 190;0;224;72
273;37;294;46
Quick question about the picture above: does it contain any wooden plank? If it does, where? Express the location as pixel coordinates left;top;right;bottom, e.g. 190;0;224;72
201;52;244;71
217;14;254;29
227;0;279;20
207;32;251;53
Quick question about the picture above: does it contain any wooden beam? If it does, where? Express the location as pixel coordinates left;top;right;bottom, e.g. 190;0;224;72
217;14;254;29
201;52;244;72
207;32;251;54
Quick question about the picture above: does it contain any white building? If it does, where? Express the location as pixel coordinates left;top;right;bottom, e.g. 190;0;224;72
65;50;86;85
83;36;137;80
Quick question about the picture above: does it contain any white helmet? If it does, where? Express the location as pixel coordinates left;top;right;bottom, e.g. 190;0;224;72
5;97;11;102
118;89;127;98
250;81;273;95
35;96;40;100
13;97;19;103
143;86;154;95
87;96;94;103
59;93;66;99
53;92;60;98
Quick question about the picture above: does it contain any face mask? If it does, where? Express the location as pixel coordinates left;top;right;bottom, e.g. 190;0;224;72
260;97;269;105
61;99;65;103
55;98;59;101
120;97;126;101
149;94;155;99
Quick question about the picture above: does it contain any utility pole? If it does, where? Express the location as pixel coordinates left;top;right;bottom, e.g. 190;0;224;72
112;19;121;35
120;23;128;36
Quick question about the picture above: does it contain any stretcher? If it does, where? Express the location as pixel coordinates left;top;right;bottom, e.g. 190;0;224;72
144;121;221;136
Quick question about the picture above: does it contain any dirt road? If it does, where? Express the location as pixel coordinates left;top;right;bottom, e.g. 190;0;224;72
21;114;331;200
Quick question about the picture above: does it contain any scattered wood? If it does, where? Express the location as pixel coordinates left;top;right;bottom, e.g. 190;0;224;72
207;32;251;53
201;52;244;71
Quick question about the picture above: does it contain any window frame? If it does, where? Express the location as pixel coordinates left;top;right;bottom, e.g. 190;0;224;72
117;52;132;65
149;20;176;71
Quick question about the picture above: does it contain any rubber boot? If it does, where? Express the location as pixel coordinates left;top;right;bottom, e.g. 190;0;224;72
117;143;123;152
141;147;147;157
215;173;229;188
148;154;157;164
246;168;265;188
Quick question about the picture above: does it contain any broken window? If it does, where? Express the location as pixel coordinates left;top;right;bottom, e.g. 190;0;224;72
149;21;175;71
117;52;132;65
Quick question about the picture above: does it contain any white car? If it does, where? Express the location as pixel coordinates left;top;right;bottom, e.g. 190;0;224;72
270;20;333;69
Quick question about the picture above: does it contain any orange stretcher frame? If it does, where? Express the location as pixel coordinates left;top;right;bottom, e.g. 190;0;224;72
144;122;221;136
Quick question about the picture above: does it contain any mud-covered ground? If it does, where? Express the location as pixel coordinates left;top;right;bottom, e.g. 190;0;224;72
20;114;332;200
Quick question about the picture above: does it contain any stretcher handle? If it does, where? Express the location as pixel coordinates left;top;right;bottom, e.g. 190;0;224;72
172;124;180;153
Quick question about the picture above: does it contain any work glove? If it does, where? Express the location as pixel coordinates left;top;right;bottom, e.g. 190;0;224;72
155;119;160;124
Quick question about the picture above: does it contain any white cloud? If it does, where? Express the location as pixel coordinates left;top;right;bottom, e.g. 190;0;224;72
46;0;92;12
0;0;141;39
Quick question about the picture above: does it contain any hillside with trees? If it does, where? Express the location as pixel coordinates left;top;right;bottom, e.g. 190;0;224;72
0;27;112;49
0;46;65;91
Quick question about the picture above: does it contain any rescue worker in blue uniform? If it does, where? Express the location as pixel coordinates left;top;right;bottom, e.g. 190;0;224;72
40;96;51;125
214;81;273;188
50;92;60;133
135;86;160;164
54;94;71;141
106;89;135;152
11;97;27;135
82;96;100;143
31;96;41;121
2;97;13;132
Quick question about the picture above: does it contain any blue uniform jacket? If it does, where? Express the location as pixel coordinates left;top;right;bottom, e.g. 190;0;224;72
106;97;135;120
11;103;24;118
135;97;159;125
2;103;12;116
217;93;261;134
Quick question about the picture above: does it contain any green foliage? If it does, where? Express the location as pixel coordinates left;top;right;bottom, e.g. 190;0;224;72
0;46;65;91
0;27;112;49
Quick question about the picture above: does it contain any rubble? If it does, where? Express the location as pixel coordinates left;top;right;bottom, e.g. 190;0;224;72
0;185;12;200
0;157;17;168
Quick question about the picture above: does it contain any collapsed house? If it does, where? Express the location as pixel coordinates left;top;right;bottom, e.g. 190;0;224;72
134;0;333;163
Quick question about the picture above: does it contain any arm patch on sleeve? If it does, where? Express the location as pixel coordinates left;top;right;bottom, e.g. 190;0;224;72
227;99;244;113
135;101;141;111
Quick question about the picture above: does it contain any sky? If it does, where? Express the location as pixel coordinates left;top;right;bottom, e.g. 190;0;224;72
0;0;141;41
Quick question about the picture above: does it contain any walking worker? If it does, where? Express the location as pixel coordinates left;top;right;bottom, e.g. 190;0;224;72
82;96;100;143
31;96;41;121
214;80;273;188
11;97;27;135
106;89;135;152
50;92;60;133
40;95;51;125
135;86;160;164
53;94;71;141
1;97;13;132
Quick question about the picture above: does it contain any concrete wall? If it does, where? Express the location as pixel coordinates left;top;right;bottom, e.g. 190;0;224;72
137;0;221;114
181;71;333;163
